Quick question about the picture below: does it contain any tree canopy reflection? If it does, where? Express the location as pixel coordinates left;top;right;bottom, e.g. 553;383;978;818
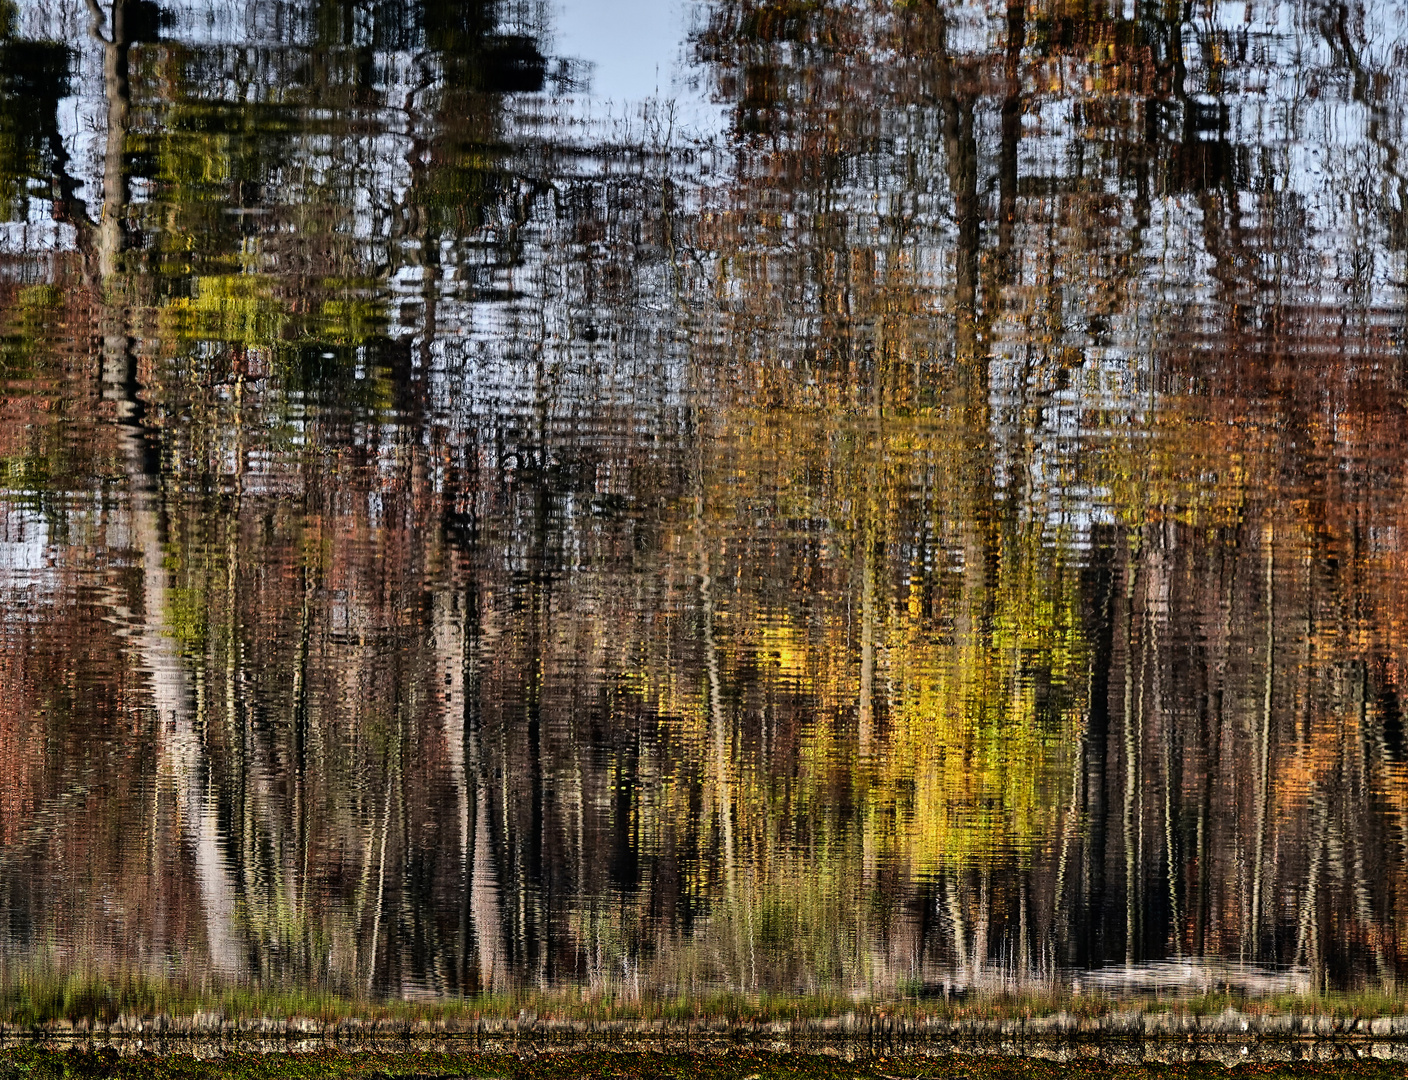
0;0;1406;1001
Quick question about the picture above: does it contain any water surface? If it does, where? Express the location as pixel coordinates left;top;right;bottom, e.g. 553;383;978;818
1;0;1407;1001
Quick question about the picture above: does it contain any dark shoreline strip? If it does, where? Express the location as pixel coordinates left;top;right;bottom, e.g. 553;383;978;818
9;1010;1408;1065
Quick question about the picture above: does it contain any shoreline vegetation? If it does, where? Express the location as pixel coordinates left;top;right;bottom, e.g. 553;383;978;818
8;979;1408;1076
8;972;1408;1044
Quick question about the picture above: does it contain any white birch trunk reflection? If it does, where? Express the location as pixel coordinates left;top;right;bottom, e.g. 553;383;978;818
95;0;241;978
124;432;242;976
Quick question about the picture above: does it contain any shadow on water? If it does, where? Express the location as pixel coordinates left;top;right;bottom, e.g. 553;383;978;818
0;0;1407;1011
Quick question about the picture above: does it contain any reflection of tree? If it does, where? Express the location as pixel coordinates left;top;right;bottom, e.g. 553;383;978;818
85;0;245;977
4;0;1408;1003
0;3;79;232
678;0;1408;991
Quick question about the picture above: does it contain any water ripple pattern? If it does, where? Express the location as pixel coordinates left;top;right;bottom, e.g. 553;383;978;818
0;0;1406;1001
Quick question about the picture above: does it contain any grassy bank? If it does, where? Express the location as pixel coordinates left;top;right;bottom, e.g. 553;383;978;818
4;970;1408;1032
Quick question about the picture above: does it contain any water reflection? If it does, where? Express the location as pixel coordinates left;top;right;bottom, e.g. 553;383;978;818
0;0;1407;1002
